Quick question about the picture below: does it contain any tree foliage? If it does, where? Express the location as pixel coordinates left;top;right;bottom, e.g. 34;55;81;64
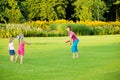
5;0;23;23
74;0;107;21
0;0;119;23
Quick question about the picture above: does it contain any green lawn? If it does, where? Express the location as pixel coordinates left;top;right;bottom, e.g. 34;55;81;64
0;35;120;80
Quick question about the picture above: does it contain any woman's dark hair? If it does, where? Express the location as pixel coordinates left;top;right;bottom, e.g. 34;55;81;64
67;26;71;30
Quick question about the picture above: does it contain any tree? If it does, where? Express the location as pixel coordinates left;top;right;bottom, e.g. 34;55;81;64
113;0;120;21
4;0;23;23
39;0;58;20
21;0;41;21
74;0;92;21
21;0;68;21
74;0;107;21
0;0;8;23
39;0;68;21
90;0;107;21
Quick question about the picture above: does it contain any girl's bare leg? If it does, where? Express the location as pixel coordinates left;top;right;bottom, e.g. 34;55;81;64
10;55;14;62
20;55;23;64
15;55;19;63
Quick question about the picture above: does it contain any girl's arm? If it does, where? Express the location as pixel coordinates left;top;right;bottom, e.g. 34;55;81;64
24;41;31;45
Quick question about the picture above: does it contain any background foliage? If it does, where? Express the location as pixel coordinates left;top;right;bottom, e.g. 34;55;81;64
0;0;120;23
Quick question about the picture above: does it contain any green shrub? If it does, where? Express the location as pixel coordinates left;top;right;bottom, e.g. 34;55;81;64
56;23;93;35
49;23;57;30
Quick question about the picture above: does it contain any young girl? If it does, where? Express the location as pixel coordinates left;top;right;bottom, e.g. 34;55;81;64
65;26;79;59
8;37;16;62
15;37;30;64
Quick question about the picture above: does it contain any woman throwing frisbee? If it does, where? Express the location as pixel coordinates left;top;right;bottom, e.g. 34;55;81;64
65;26;79;59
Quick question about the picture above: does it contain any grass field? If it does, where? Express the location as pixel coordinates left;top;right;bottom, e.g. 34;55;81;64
0;35;120;80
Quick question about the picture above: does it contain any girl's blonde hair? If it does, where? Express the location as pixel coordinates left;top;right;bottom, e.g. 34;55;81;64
18;36;24;43
9;37;14;43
